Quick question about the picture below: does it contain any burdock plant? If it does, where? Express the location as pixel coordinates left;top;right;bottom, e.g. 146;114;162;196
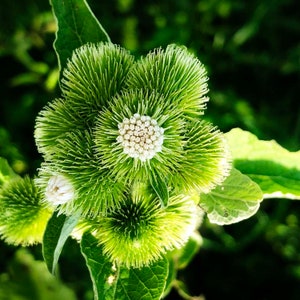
34;40;230;267
1;1;299;299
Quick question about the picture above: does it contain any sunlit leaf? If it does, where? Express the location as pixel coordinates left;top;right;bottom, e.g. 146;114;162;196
200;168;263;225
225;128;300;199
43;210;81;274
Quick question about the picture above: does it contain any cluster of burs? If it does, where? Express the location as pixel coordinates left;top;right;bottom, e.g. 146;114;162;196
0;42;231;268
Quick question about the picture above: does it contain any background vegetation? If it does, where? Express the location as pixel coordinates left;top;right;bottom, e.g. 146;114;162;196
0;0;299;299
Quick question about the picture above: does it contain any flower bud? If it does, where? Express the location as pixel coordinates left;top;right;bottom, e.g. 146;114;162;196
127;44;209;118
90;186;199;268
0;176;52;246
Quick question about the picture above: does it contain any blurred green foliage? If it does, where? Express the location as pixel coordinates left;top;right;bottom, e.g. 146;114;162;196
0;0;299;299
0;248;77;300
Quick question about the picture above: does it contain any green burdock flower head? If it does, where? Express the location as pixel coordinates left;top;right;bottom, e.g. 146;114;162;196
35;41;231;217
0;176;52;246
94;89;230;193
87;184;200;268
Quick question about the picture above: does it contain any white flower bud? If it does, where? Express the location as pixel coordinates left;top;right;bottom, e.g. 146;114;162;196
45;175;75;205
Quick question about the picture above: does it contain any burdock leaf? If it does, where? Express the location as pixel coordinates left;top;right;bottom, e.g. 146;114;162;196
50;0;110;78
42;210;81;274
200;168;263;225
225;128;300;199
81;233;169;300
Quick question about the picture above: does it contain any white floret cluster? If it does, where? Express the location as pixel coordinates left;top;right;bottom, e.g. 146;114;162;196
117;113;164;161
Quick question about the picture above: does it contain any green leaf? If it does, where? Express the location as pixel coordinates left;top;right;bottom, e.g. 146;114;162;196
150;170;169;207
42;210;81;274
81;233;169;300
0;157;19;187
50;0;110;78
225;128;300;199
200;168;263;225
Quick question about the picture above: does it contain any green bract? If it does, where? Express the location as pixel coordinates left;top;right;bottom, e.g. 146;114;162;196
126;44;209;118
35;43;134;158
0;176;52;246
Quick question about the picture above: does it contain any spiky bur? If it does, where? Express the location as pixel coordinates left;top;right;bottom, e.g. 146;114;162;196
175;119;231;193
89;187;199;268
0;176;52;246
34;98;85;159
35;42;134;158
126;44;209;118
35;129;126;218
34;42;135;217
94;89;185;181
61;42;135;121
94;89;230;193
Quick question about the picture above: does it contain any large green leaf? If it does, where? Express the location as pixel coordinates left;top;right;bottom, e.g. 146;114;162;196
42;210;81;274
80;233;169;300
0;157;19;187
200;168;263;225
50;0;110;78
225;128;300;199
